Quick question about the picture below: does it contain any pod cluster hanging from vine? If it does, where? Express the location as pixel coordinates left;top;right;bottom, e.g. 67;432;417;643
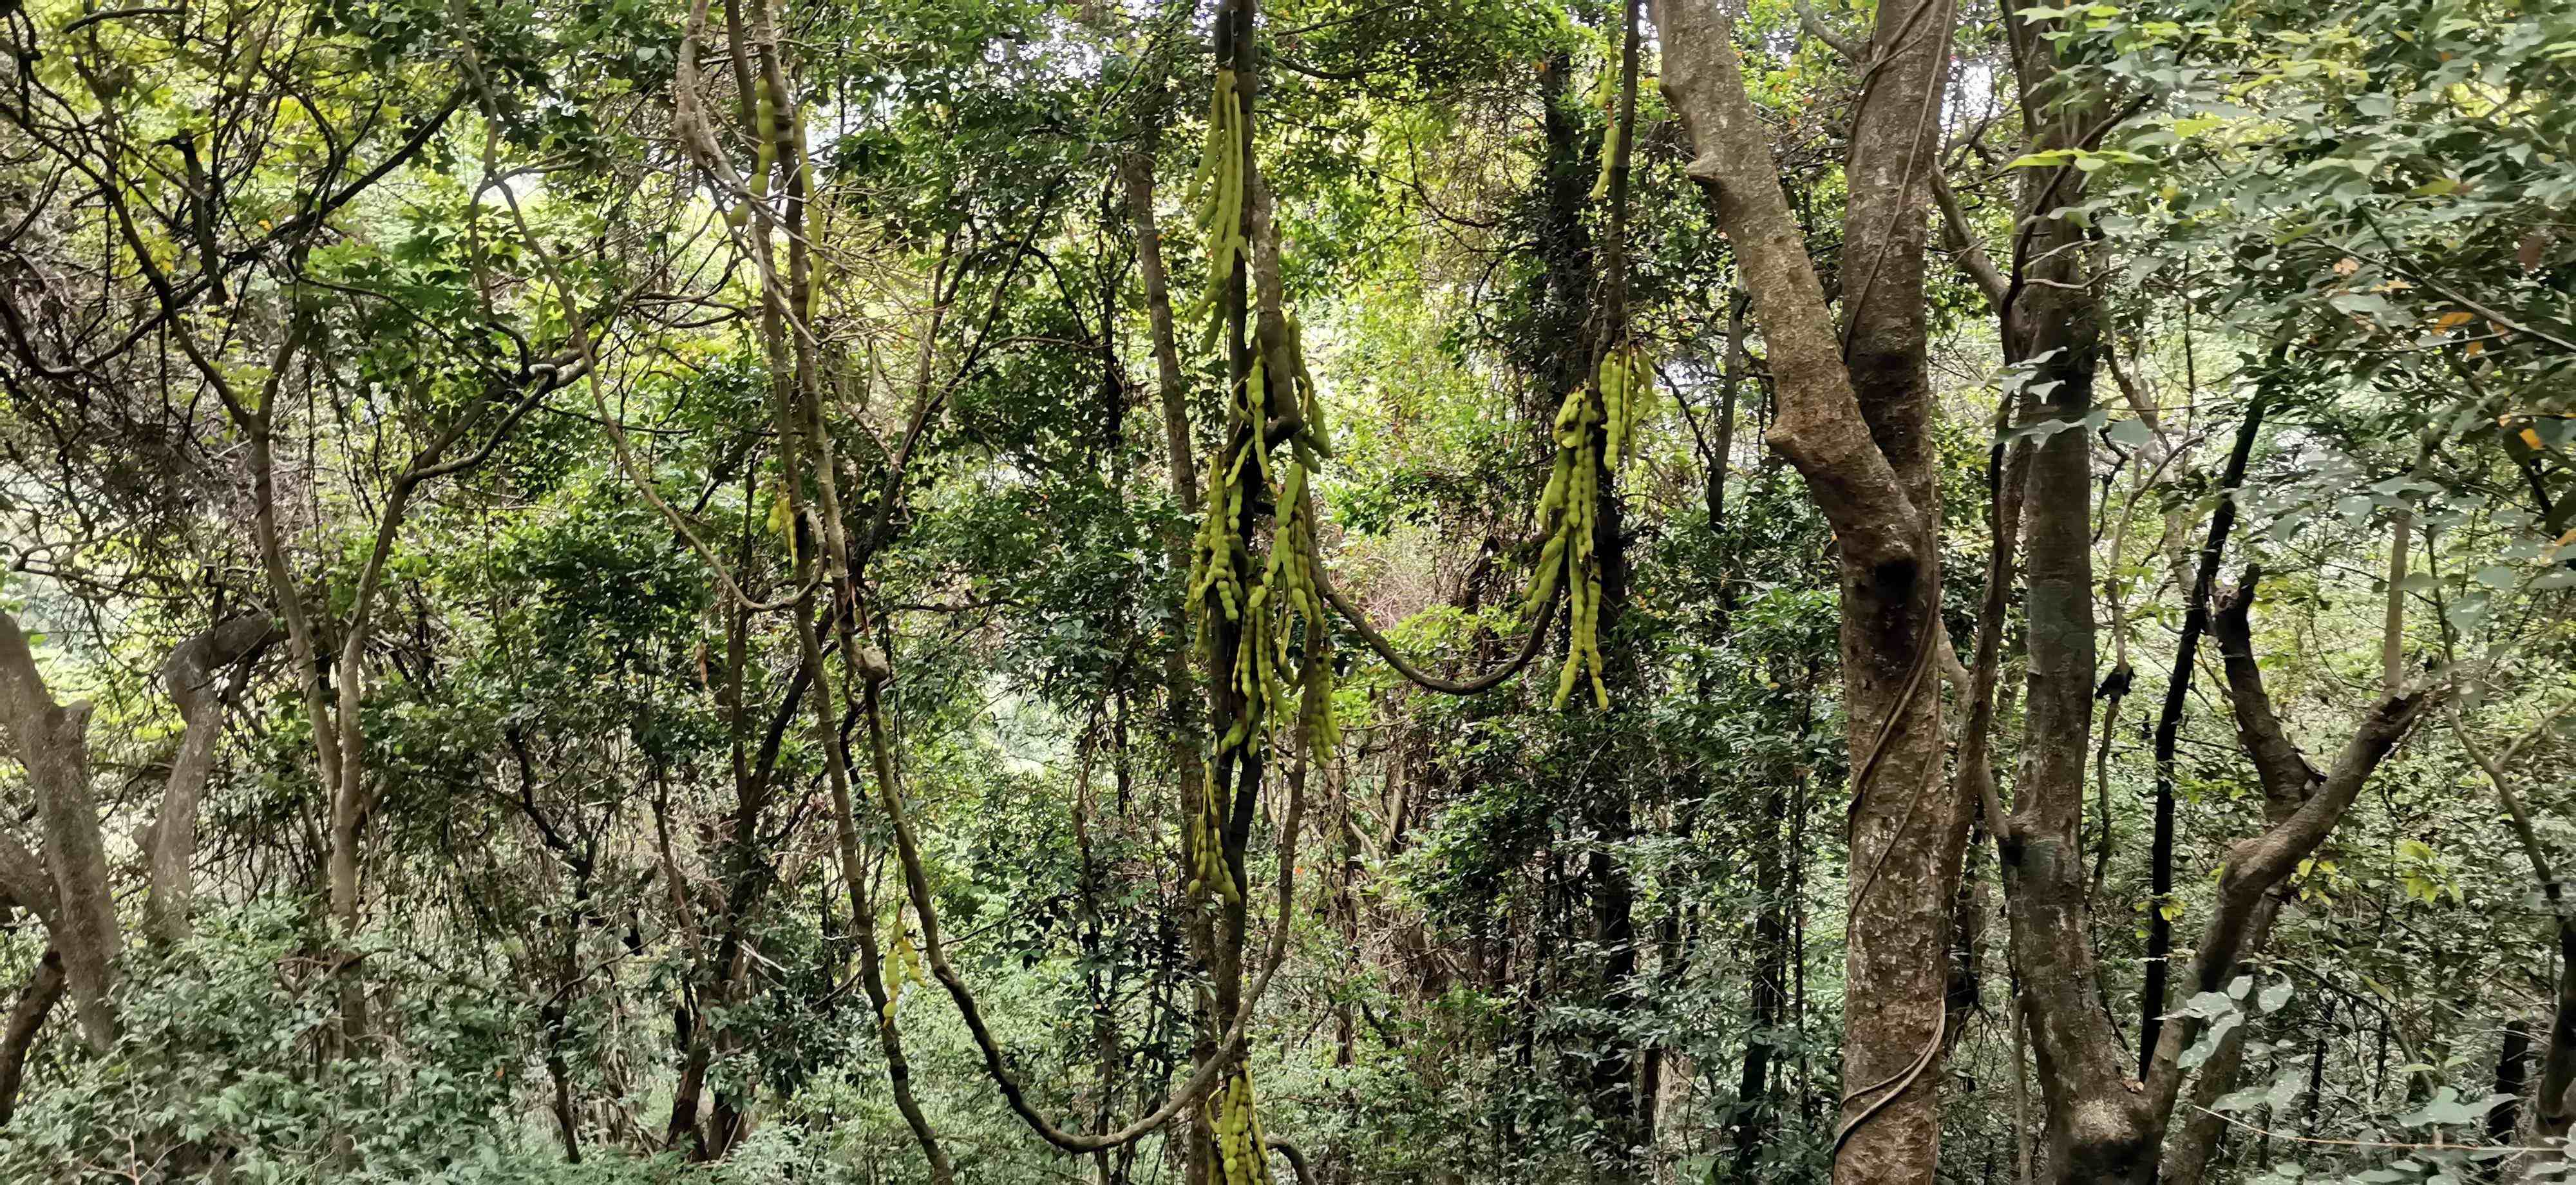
1206;1064;1276;1185
1528;341;1653;710
1184;68;1248;348
1183;319;1339;906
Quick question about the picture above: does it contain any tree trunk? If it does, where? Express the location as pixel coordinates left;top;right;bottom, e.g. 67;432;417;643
1654;1;1960;1176
1991;213;2155;1179
1732;778;1793;1180
0;612;117;1052
2494;1018;2532;1164
0;948;64;1127
147;614;276;945
2137;375;2274;1069
1191;5;1260;1182
2157;892;2288;1185
1122;102;1215;1185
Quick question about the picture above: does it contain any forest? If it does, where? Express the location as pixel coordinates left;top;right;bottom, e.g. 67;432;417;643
0;0;2570;1179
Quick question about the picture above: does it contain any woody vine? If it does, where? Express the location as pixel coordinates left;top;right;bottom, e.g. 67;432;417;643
1173;10;1650;1176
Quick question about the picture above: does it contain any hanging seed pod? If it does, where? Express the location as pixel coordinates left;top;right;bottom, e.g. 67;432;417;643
1622;346;1654;465
749;88;779;205
1591;117;1622;202
1600;352;1628;460
1204;1066;1277;1185
1185;70;1245;342
1284;314;1332;459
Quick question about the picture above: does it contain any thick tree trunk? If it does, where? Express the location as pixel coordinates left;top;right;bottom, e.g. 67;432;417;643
1992;233;2157;1180
1654;2;1959;1178
0;612;117;1052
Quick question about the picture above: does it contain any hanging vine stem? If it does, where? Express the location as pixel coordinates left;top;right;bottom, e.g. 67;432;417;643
1312;570;1561;694
1177;0;1665;1162
1170;10;1350;1171
829;26;1314;1159
1522;0;1656;713
857;666;1307;1154
1288;12;1656;716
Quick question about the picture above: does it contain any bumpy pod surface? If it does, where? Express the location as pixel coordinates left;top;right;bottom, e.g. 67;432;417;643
1522;343;1649;712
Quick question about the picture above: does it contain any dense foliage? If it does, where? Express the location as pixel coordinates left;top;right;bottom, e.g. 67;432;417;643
0;0;2569;1180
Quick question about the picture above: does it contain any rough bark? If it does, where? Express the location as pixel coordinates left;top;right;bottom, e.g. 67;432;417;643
0;829;61;934
1653;0;1927;574
0;611;116;1052
1654;2;1959;1178
1841;0;1955;536
1995;403;2431;1184
1991;227;2154;1181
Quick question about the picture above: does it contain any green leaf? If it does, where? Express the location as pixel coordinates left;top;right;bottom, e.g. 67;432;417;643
2179;990;2238;1020
2181;1011;2241;1069
2398;1088;2508;1128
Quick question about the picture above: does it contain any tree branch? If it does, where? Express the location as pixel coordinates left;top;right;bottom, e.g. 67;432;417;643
1651;0;1924;571
2210;574;2324;806
1931;169;2008;307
